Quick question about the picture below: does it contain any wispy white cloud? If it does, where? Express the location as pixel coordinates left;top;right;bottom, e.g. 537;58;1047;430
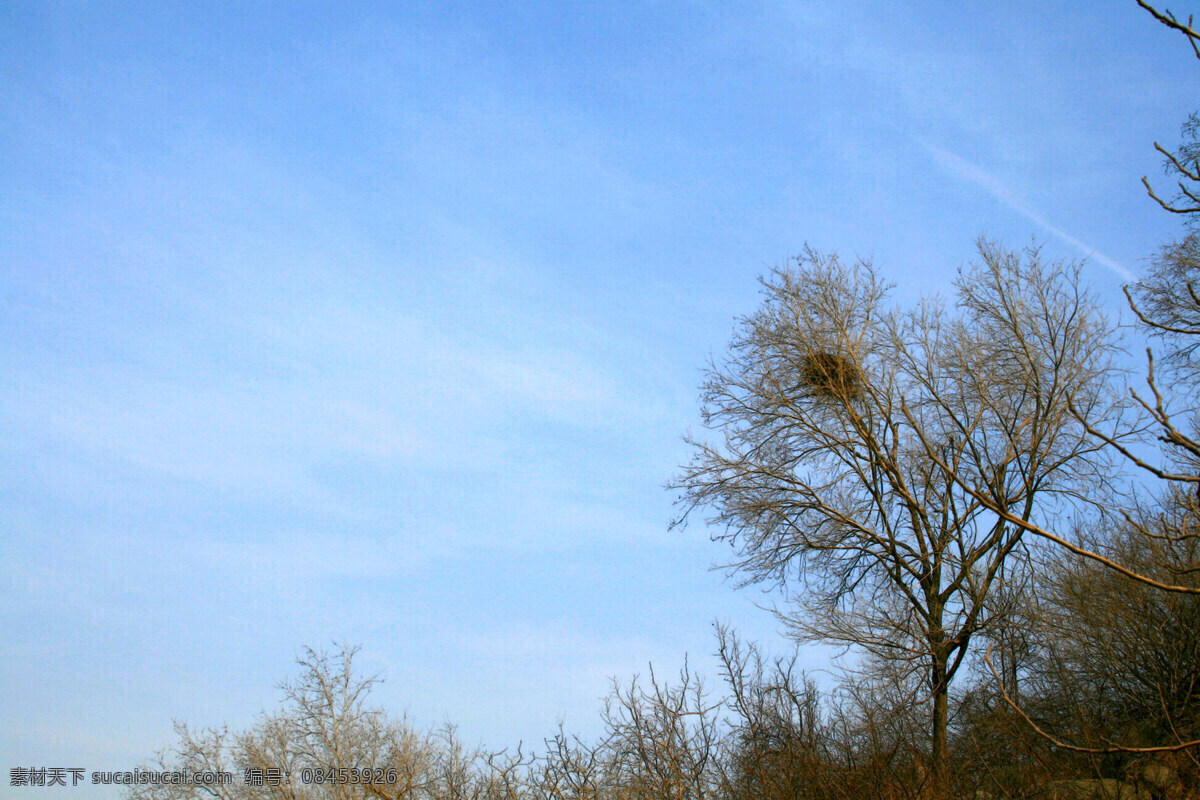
918;139;1135;282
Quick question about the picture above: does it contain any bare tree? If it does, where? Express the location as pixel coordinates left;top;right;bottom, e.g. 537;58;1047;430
128;723;244;800
1031;511;1200;749
600;661;724;800
962;224;1200;595
129;644;453;800
530;725;610;800
925;6;1200;773
1138;0;1200;219
716;625;833;800
966;511;1200;782
716;624;937;800
671;240;1120;794
1078;3;1200;573
928;4;1200;604
1144;114;1200;220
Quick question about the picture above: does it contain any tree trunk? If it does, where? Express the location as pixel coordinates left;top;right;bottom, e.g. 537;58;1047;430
929;650;950;800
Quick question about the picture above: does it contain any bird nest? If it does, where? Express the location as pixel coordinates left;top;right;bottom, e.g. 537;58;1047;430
798;351;862;400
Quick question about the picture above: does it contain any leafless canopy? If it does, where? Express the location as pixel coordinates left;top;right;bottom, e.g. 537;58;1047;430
1137;1;1200;217
671;240;1122;785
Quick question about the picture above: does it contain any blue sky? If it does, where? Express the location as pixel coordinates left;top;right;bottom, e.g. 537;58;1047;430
2;1;1196;795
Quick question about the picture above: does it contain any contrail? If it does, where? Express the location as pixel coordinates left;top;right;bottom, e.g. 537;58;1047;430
918;139;1136;282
